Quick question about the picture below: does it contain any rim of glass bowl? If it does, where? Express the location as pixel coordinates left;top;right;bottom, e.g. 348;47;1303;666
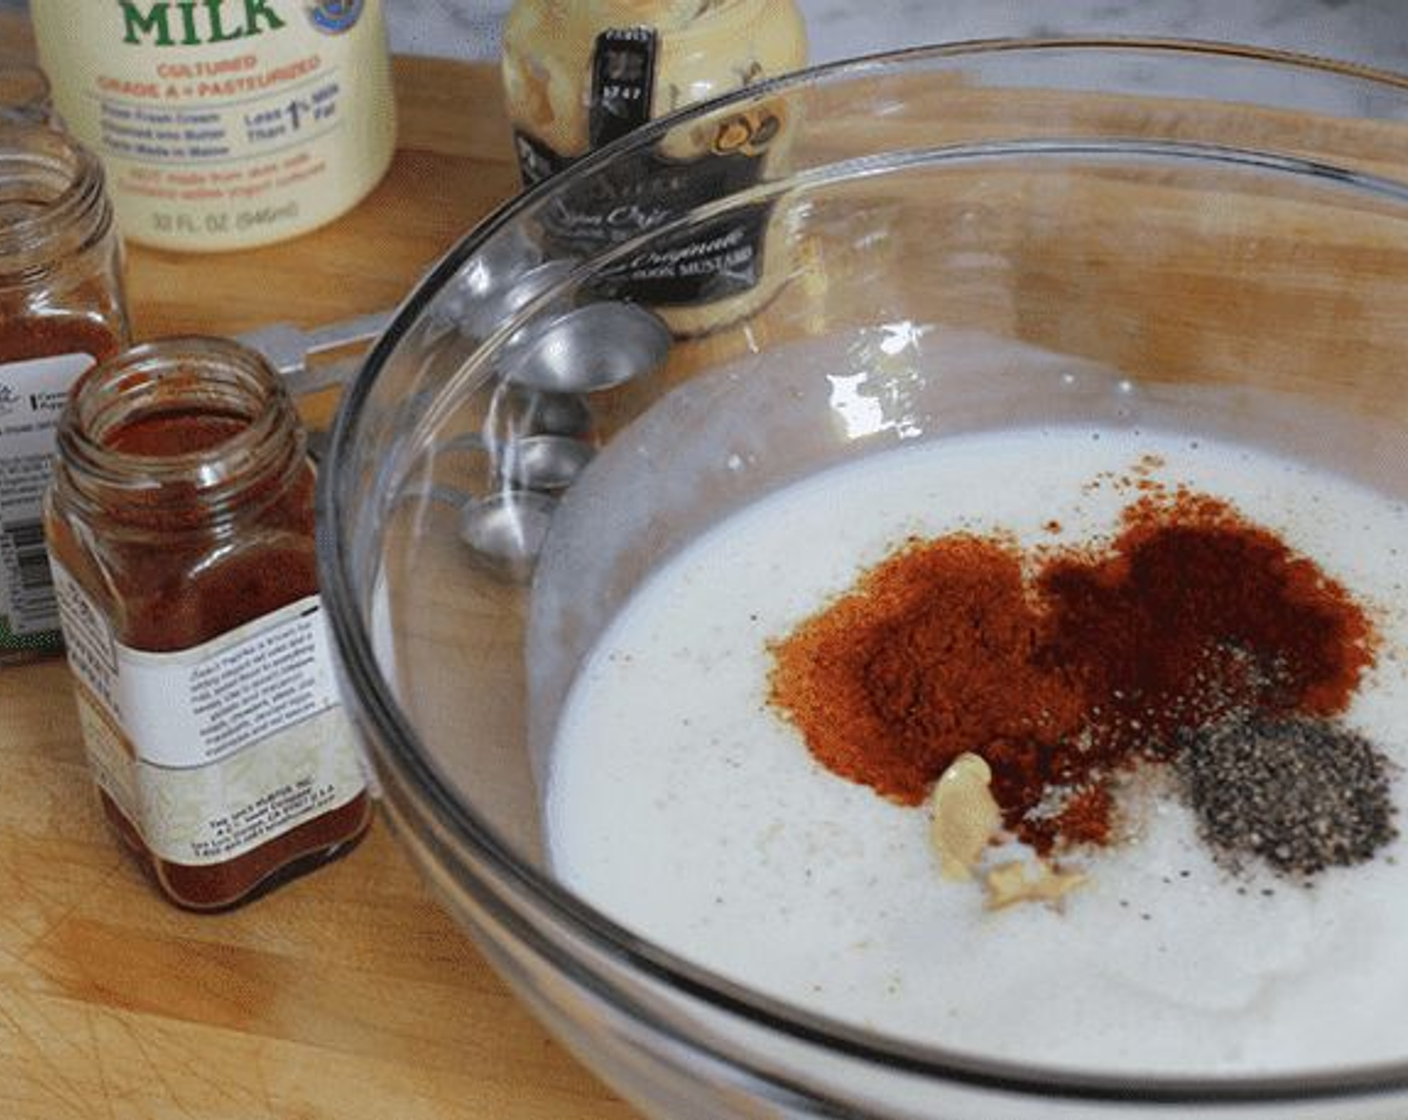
321;39;1408;1107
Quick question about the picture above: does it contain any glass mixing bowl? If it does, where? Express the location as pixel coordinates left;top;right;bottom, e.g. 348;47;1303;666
319;41;1408;1119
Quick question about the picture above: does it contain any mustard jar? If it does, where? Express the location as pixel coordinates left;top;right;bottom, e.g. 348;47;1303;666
501;0;808;335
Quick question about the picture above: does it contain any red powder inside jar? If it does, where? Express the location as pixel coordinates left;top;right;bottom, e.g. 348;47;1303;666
106;410;250;456
47;343;370;911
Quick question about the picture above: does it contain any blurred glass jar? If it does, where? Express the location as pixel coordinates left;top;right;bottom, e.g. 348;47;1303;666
0;64;54;125
45;337;372;910
501;0;808;335
0;121;129;663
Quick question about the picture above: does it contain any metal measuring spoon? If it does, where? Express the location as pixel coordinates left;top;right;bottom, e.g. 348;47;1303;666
428;223;545;331
497;302;671;393
498;434;595;493
453;258;579;342
459;490;558;583
391;479;550;583
458;223;544;300
494;382;593;440
436;429;594;495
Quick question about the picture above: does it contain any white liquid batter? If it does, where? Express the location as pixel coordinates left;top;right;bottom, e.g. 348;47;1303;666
543;426;1408;1075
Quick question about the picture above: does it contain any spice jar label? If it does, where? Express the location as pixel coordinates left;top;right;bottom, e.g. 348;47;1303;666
52;565;367;867
0;352;95;644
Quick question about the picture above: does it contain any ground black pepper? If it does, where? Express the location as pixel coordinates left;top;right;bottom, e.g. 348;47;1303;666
1175;715;1398;879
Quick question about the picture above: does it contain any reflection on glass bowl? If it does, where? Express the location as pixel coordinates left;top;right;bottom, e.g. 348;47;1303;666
320;40;1408;1119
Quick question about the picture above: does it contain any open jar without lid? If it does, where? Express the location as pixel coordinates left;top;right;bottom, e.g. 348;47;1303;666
46;337;371;910
0;121;128;662
0;64;54;126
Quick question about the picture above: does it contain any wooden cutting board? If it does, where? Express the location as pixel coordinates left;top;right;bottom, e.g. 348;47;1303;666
0;15;638;1120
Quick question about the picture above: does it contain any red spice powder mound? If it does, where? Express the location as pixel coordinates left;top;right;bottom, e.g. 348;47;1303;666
769;535;1084;810
767;490;1377;853
1031;783;1115;852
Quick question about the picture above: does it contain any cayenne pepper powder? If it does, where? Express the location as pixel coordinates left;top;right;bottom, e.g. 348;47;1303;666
45;338;371;910
769;487;1376;855
0;315;122;366
0;121;129;661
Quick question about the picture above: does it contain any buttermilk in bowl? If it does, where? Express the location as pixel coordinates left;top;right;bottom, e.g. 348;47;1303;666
537;421;1407;1076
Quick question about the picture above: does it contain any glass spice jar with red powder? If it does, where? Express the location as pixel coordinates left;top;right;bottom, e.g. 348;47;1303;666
0;120;129;663
44;337;372;910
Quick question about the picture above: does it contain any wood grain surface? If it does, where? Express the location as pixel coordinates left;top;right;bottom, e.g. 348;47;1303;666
0;14;637;1119
11;18;1408;1118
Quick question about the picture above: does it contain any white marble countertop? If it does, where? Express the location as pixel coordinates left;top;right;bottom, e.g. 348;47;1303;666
384;0;1406;72
0;1;1405;74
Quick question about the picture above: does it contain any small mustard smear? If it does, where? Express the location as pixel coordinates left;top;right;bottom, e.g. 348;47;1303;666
983;861;1088;911
928;753;1003;882
928;752;1088;909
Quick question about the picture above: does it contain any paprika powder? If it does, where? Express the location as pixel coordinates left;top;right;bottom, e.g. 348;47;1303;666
45;337;371;909
769;486;1377;855
0;121;128;662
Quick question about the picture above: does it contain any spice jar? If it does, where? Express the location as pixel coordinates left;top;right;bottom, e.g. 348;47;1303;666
0;64;55;125
30;0;397;251
0;121;129;663
45;337;371;910
501;0;808;335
